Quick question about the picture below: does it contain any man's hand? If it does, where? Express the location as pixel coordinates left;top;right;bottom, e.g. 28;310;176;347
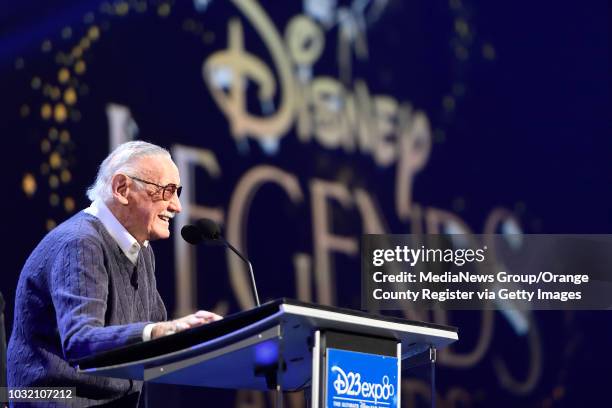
151;310;223;339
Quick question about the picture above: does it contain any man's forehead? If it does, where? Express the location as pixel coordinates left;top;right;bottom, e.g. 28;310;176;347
135;155;179;180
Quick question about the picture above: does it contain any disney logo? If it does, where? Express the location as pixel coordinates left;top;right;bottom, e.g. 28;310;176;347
331;365;395;403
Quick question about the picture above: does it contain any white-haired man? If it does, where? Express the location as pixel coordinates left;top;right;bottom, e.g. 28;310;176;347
8;141;220;407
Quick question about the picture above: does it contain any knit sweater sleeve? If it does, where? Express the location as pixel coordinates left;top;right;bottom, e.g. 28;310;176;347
49;237;147;362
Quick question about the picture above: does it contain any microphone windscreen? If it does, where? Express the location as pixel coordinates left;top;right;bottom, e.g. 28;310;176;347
181;224;203;245
196;218;222;241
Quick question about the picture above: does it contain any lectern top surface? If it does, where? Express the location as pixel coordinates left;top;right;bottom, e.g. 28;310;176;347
75;298;457;371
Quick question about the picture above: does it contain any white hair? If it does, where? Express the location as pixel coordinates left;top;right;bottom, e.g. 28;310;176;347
86;141;172;203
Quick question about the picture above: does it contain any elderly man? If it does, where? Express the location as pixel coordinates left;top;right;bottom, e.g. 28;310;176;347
8;141;219;406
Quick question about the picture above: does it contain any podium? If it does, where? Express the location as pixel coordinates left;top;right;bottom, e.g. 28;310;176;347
76;299;458;407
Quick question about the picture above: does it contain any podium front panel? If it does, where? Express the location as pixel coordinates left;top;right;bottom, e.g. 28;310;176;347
313;331;401;408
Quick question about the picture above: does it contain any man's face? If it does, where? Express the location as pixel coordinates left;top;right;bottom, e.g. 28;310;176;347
126;155;182;243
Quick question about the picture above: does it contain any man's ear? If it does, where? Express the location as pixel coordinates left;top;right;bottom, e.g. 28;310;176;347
111;174;130;205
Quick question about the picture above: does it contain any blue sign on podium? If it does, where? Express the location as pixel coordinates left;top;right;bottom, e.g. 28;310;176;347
326;348;399;408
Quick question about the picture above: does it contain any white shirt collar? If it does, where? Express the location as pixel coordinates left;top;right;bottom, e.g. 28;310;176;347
84;199;149;265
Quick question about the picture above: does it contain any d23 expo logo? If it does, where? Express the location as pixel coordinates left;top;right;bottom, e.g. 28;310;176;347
331;366;395;406
327;348;398;408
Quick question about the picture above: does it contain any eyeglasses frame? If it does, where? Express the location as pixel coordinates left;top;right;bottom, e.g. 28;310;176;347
127;175;182;201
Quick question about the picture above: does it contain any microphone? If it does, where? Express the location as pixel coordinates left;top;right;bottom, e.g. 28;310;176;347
181;219;261;307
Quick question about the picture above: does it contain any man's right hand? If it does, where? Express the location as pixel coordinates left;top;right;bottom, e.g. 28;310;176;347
151;310;223;339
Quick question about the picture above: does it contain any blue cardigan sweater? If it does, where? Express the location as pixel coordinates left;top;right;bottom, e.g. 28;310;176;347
8;211;167;406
